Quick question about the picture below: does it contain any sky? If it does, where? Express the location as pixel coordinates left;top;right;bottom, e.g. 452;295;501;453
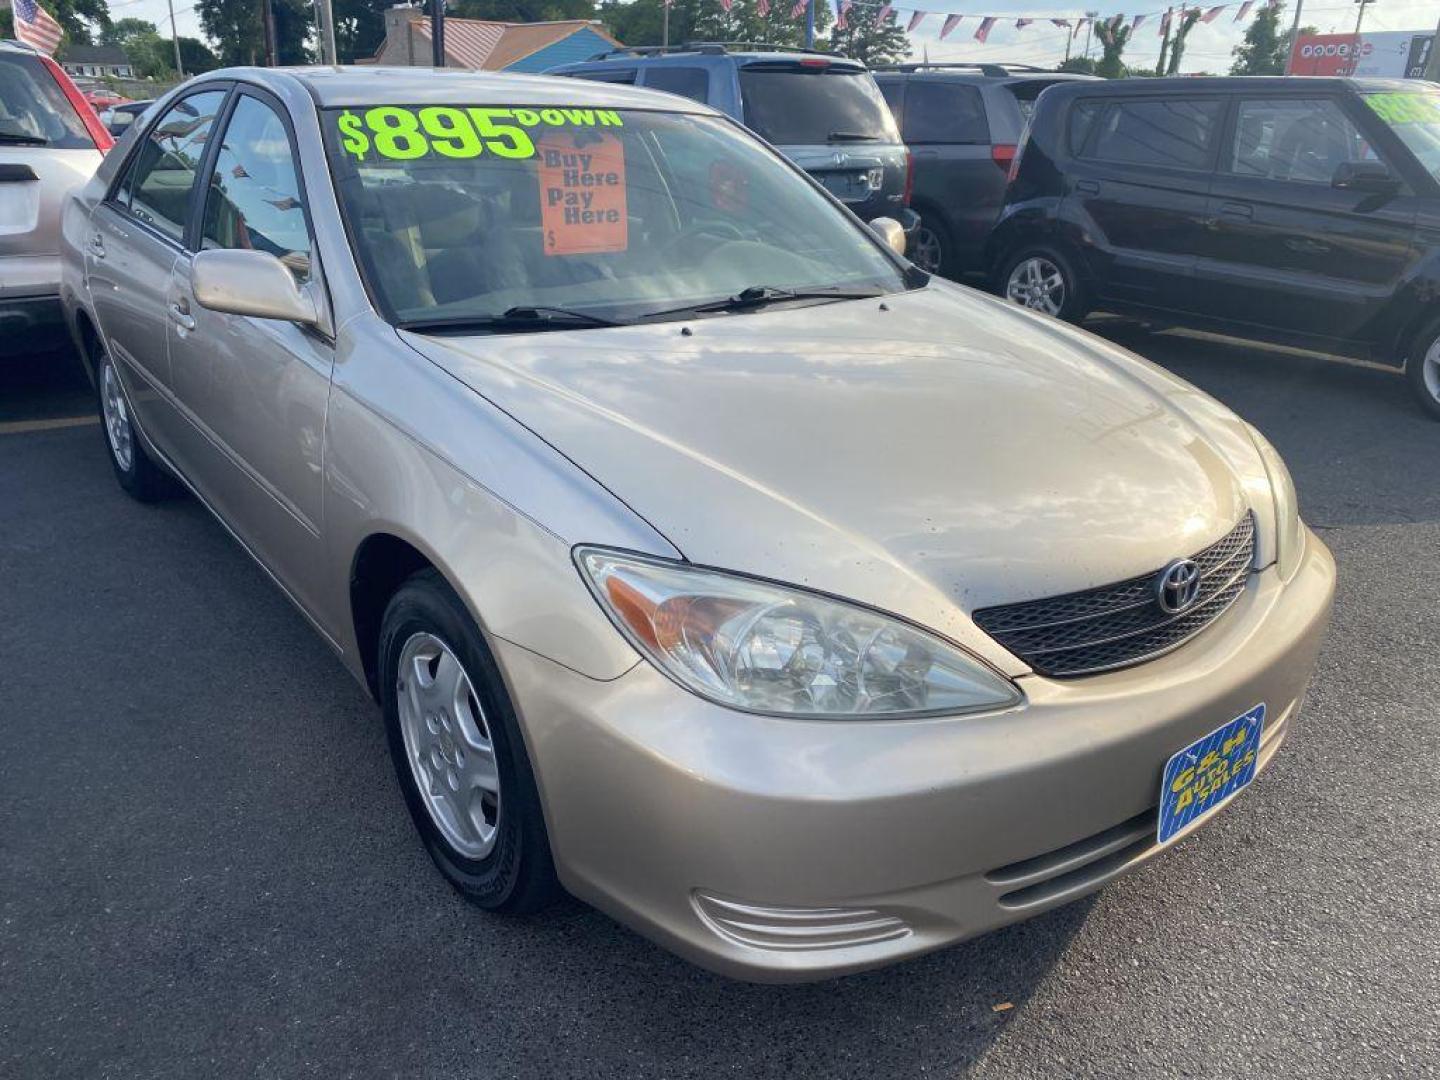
894;0;1440;73
33;0;1440;73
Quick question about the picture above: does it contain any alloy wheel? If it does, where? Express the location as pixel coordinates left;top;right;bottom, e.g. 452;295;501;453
397;632;501;860
1424;336;1440;405
911;225;944;274
1006;256;1066;316
101;358;134;472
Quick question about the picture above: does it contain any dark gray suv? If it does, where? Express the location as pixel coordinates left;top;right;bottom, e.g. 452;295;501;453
874;64;1095;277
548;44;919;238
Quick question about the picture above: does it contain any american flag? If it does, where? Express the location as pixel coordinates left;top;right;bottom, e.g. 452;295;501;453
13;0;65;54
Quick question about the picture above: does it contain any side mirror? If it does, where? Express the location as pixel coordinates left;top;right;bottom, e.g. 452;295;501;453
1332;160;1400;193
869;216;908;257
191;249;318;326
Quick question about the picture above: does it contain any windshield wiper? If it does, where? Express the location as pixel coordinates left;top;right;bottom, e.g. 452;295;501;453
0;130;48;146
637;284;882;322
828;131;883;142
398;306;628;334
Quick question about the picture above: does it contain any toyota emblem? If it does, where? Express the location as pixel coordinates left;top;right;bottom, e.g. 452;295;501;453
1156;558;1202;614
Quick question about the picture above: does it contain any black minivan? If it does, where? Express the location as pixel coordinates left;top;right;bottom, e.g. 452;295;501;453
988;76;1440;419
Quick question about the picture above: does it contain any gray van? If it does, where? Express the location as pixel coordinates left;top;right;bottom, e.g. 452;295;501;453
547;44;919;238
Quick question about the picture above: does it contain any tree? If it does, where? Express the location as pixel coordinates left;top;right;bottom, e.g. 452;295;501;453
1094;16;1130;78
1231;3;1314;75
1058;56;1099;75
599;0;827;51
178;37;221;74
1160;7;1200;75
826;4;909;66
331;0;388;62
98;18;172;78
197;0;311;66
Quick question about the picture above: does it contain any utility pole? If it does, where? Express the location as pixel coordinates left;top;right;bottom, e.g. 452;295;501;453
1083;10;1097;59
661;0;669;48
1348;0;1374;74
1064;20;1077;62
805;0;815;48
431;0;445;66
261;0;278;65
1286;0;1305;73
315;0;337;64
166;0;184;76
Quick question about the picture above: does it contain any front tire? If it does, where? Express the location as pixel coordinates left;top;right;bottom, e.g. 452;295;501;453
96;347;178;502
379;569;561;913
1406;317;1440;421
999;246;1087;322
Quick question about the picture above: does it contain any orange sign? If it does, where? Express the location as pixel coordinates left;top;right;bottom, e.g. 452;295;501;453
536;130;628;256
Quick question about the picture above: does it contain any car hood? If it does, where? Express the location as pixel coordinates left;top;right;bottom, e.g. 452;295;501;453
403;283;1261;674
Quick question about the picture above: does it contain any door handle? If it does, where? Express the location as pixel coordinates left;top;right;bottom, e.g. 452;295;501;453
1076;179;1100;194
168;299;195;332
1218;201;1253;220
87;234;105;259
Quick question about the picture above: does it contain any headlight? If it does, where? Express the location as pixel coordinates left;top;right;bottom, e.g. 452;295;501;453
576;547;1022;719
1247;425;1305;581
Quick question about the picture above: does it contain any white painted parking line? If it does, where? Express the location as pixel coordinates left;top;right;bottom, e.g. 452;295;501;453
0;415;99;436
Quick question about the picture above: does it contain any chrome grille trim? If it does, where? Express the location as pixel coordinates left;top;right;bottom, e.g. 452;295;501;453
692;893;911;952
973;515;1256;678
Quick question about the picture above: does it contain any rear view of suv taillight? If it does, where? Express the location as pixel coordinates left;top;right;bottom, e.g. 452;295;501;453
990;143;1017;177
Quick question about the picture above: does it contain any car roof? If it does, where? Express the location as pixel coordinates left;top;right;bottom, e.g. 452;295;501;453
553;47;866;70
188;64;716;113
1037;75;1430;98
873;65;1093;83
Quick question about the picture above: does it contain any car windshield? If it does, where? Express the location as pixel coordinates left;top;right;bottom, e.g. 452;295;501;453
738;65;898;146
0;53;95;148
1364;89;1440;182
322;105;908;330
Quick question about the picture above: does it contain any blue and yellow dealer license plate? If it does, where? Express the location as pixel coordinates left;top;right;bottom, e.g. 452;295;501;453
1157;703;1266;846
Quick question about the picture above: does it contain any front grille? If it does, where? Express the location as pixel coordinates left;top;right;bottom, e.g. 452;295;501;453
973;515;1255;677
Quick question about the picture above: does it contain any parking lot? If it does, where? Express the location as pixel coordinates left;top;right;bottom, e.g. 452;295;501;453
2;324;1438;1079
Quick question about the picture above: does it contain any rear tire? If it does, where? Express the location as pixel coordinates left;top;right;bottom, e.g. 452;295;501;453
998;246;1087;322
379;568;562;914
1406;317;1440;421
96;347;179;502
910;213;955;278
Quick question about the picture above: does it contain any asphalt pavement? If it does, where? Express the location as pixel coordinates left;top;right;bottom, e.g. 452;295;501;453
2;328;1438;1079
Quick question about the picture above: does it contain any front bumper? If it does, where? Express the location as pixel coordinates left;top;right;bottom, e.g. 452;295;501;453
498;530;1335;982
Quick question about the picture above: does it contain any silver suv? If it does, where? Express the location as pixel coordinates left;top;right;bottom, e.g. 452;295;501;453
1;40;110;355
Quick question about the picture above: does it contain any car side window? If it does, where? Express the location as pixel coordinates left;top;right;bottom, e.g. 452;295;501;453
1085;98;1224;171
573;68;636;84
200;93;312;283
902;82;988;145
1228;98;1376;183
877;80;904;126
644;67;710;104
115;89;227;243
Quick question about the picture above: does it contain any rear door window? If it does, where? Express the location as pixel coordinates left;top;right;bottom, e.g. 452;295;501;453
739;65;898;146
1084;98;1224;171
0;51;95;149
643;66;710;104
901;82;988;145
115;89;227;243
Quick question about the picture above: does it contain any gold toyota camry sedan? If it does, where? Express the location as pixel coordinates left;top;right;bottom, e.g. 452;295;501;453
59;66;1335;982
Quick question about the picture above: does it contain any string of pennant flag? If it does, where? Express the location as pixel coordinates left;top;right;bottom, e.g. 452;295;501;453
704;0;1279;41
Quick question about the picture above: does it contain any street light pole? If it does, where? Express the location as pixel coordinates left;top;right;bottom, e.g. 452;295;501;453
805;0;815;49
431;0;445;67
